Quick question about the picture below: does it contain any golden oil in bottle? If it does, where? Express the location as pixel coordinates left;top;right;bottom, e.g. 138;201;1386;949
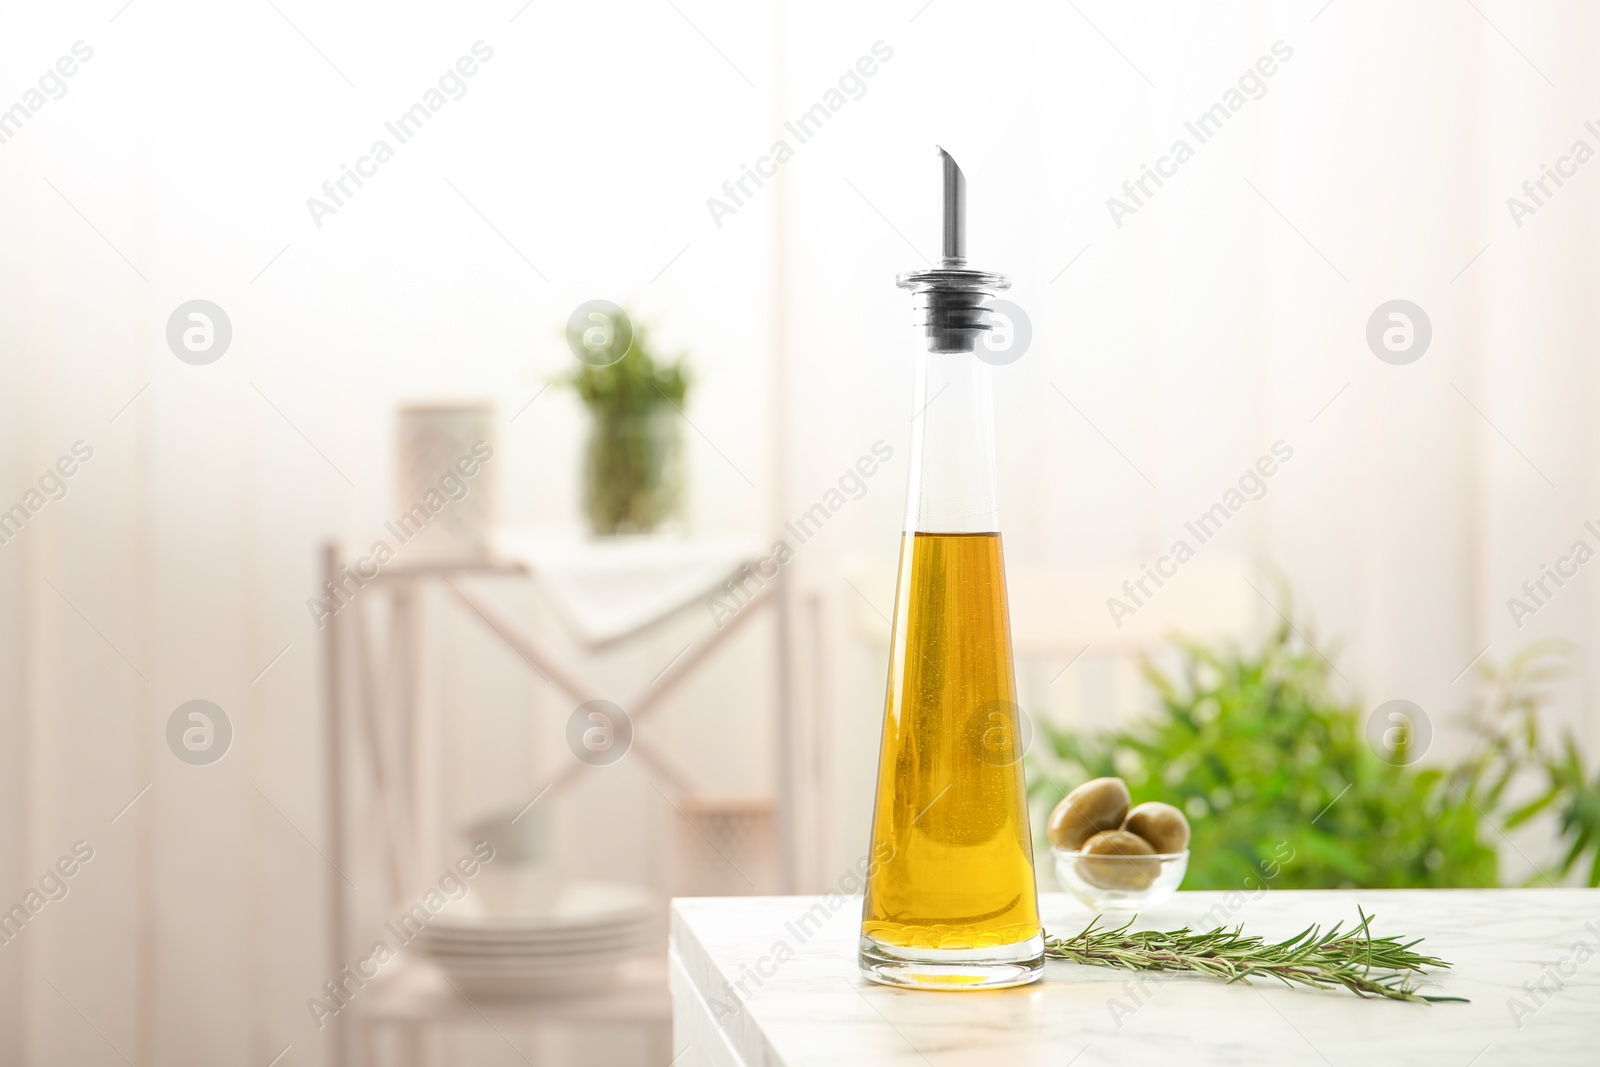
861;532;1040;954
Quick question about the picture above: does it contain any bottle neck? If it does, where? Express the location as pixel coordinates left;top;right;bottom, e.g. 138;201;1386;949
903;345;999;534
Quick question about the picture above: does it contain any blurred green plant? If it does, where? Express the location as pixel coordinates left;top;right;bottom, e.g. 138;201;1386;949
1031;613;1600;889
558;321;690;536
1454;643;1600;886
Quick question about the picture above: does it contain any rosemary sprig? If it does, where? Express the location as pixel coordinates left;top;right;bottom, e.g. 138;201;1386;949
1044;908;1466;1003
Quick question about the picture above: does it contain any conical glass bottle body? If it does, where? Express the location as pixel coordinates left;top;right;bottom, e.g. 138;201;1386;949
858;332;1042;990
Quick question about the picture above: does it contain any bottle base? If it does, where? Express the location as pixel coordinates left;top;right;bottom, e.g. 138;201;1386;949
858;933;1044;991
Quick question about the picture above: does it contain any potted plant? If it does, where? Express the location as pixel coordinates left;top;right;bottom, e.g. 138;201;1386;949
559;318;690;536
1030;605;1600;888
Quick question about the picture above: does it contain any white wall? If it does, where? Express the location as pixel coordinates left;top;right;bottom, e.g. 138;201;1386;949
1;1;1597;1063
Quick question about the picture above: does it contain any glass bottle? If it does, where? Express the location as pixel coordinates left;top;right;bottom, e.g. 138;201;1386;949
859;149;1043;990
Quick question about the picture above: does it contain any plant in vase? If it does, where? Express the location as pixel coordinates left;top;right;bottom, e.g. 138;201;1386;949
558;320;690;536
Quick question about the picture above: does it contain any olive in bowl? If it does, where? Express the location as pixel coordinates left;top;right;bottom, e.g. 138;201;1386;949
1046;777;1131;851
1123;801;1191;854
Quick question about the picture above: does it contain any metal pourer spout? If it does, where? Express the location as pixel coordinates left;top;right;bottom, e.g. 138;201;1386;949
897;147;1010;353
939;146;966;267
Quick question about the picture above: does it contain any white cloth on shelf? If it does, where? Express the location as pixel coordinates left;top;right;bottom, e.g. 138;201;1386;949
493;532;765;649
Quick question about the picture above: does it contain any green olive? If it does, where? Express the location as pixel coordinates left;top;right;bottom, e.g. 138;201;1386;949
1076;829;1160;891
1123;801;1190;854
1047;777;1131;851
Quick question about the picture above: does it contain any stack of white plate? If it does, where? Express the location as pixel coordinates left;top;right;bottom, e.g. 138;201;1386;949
412;880;656;998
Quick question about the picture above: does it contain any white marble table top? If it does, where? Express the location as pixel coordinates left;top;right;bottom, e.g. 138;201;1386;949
670;889;1600;1067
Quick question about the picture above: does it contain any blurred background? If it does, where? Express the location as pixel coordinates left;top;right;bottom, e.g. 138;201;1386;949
2;0;1599;1063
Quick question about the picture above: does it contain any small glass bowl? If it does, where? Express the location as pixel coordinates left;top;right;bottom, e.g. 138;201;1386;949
1052;847;1188;911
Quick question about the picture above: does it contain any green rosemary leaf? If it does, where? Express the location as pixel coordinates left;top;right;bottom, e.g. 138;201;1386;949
1043;910;1467;1004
